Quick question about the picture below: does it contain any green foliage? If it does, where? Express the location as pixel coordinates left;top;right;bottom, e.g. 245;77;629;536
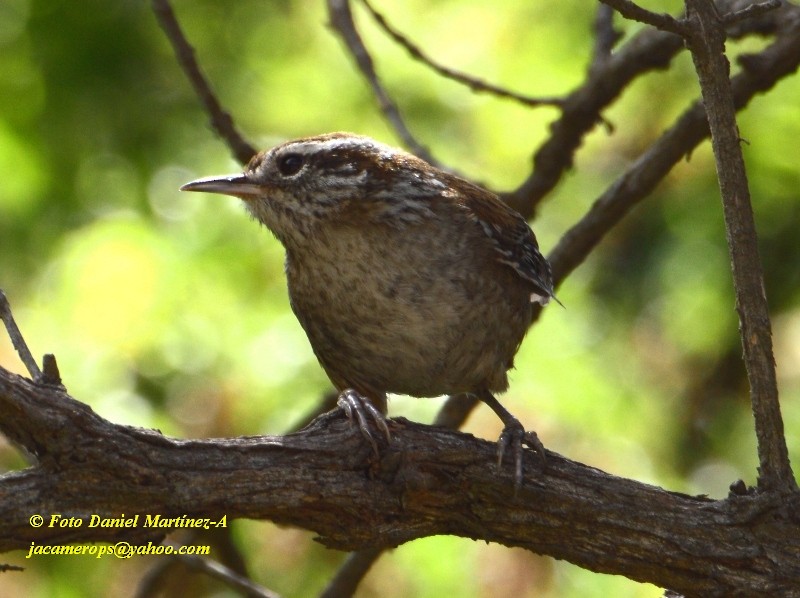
1;0;798;596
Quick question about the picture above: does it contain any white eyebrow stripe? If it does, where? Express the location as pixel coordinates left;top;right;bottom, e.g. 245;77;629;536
277;141;323;155
281;137;395;156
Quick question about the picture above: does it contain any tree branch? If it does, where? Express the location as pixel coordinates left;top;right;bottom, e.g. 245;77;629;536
1;366;799;594
545;5;800;297
502;25;683;217
681;0;794;493
361;0;564;109
503;0;792;218
151;0;256;165
6;2;797;595
326;0;438;166
589;4;623;76
162;542;280;598
598;0;688;34
412;18;800;583
0;291;42;382
319;547;383;598
723;0;782;25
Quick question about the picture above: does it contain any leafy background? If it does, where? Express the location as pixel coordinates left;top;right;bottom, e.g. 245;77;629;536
0;0;798;596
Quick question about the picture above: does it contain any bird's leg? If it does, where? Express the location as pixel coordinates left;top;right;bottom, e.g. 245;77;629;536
337;389;391;455
478;389;546;488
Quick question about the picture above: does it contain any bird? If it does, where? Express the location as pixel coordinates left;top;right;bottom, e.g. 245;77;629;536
181;132;557;486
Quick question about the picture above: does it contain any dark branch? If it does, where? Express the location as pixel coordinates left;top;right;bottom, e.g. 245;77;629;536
681;0;795;492
0;563;24;572
545;4;800;299
432;392;479;428
434;2;799;530
599;0;688;35
0;291;41;382
503;0;791;219
319;547;383;598
151;0;256;165
326;0;438;166
589;4;624;75
547;101;707;289
723;0;782;25
1;367;799;594
361;0;563;109
502;27;683;218
3;3;798;596
135;533;270;598
165;542;281;598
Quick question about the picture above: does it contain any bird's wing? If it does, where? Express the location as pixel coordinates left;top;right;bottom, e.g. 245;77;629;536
453;180;556;305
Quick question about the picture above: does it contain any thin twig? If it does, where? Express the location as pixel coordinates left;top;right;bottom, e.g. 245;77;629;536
599;0;688;35
135;557;180;598
0;290;41;382
151;0;256;165
590;4;624;75
544;6;800;310
41;354;63;388
165;541;281;598
136;530;255;598
723;0;782;24
432;393;480;428
503;0;789;219
326;0;439;166
0;563;24;572
682;0;795;492
361;0;563;108
319;547;384;598
502;25;684;218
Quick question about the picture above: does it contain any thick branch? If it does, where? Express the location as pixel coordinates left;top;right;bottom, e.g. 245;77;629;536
1;367;800;594
682;0;794;492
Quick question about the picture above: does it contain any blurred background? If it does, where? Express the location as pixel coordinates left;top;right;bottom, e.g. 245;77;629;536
0;0;798;596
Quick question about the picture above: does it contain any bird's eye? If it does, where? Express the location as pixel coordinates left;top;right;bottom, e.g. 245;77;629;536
276;153;304;176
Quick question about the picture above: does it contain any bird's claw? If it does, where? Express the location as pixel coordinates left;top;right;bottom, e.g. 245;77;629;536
337;389;391;456
497;420;546;490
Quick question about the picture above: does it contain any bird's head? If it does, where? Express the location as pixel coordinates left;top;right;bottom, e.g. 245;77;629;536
181;132;445;247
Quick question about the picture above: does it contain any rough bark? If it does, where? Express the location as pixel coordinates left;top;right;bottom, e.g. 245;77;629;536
2;367;799;595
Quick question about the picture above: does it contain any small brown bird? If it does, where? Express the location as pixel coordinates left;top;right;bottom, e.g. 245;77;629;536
182;133;556;484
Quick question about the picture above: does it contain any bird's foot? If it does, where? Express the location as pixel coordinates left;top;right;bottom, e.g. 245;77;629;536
497;419;546;489
337;389;391;456
478;390;546;490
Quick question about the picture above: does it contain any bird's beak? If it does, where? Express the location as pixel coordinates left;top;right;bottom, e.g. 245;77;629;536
180;174;263;199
